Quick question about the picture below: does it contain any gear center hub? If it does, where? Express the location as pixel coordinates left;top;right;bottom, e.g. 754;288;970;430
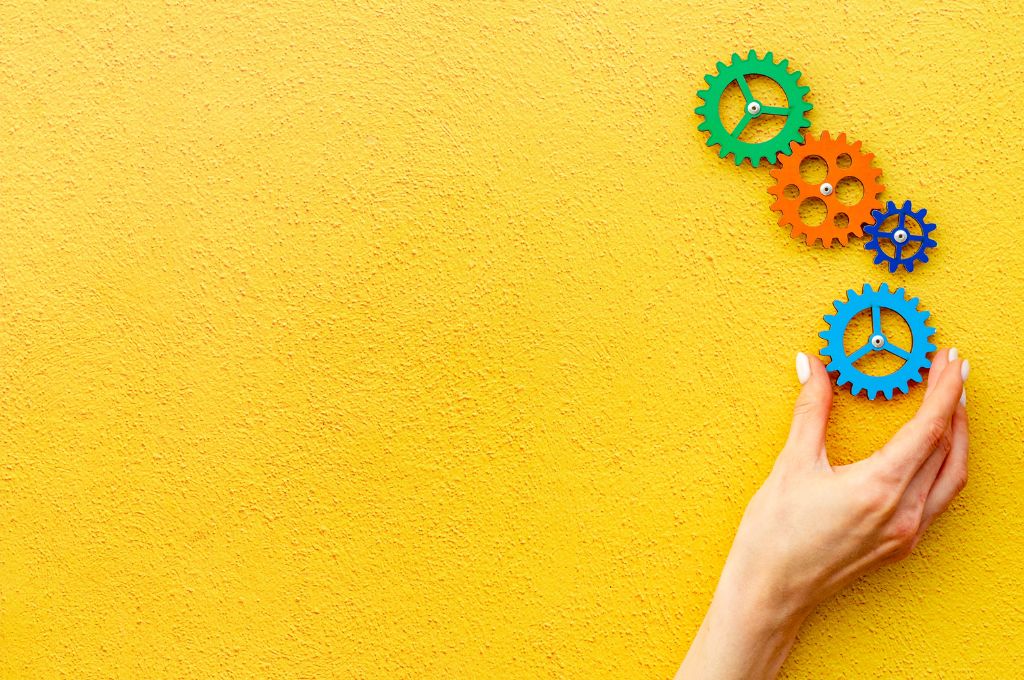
819;182;834;196
893;229;909;244
870;333;886;350
746;100;761;117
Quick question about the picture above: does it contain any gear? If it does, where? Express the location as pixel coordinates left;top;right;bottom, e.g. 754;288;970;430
696;50;812;167
864;200;937;273
819;283;936;400
768;131;884;247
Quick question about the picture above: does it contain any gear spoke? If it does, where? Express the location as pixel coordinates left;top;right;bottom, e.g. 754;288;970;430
885;344;911;360
906;234;926;242
731;112;752;138
847;343;873;363
872;306;881;335
735;76;754;103
759;105;790;116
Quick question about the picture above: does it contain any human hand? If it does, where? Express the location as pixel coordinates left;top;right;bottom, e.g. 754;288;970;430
678;348;969;680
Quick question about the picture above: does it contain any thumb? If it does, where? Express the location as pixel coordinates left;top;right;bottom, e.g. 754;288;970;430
784;352;834;457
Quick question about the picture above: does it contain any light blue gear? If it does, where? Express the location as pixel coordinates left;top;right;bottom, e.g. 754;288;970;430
864;200;937;273
819;283;936;400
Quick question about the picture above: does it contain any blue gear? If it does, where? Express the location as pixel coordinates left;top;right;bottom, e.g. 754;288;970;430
819;283;936;400
864;200;937;273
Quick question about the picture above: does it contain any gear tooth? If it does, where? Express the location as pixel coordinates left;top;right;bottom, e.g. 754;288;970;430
718;146;728;158
927;238;938;248
819;331;830;340
837;132;847;143
908;296;920;307
731;52;741;65
821;347;832;356
823;314;837;324
904;261;915;273
920;254;930;263
704;74;716;85
879;283;889;293
697;122;710;131
889;260;900;274
696;90;708;100
862;283;872;294
902;199;912;210
899;383;911;395
892;286;903;297
821;131;831;142
847;288;858;301
764;50;774;62
884;387;895;400
779;58;789;68
747;49;757;60
887;201;896;211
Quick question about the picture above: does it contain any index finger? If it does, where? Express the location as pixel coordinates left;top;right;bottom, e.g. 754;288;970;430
874;357;965;482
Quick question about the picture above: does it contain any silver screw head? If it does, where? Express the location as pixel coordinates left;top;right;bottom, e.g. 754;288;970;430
894;230;909;244
746;101;761;116
871;334;885;349
820;182;834;196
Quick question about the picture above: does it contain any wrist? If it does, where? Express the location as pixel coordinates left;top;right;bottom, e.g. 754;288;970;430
680;570;809;679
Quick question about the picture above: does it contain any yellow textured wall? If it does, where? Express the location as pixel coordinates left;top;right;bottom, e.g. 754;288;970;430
1;1;1023;677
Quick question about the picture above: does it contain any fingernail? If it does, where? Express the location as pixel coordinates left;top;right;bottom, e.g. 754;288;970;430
960;388;967;406
949;347;958;361
796;352;811;385
961;359;970;382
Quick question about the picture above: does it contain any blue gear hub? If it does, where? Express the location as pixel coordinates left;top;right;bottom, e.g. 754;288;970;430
864;200;937;273
819;283;936;400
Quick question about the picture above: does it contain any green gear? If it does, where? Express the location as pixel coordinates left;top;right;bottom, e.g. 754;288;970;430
696;50;812;168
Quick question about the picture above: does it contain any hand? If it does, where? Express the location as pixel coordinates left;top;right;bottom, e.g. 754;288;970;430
678;348;970;680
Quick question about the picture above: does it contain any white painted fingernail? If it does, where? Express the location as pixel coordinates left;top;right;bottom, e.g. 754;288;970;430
948;347;958;361
961;359;970;382
960;388;967;406
796;352;811;385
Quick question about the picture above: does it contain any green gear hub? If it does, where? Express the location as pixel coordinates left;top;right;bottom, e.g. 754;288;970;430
696;50;812;167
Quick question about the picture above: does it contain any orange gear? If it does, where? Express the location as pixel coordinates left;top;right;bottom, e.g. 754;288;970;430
768;131;884;248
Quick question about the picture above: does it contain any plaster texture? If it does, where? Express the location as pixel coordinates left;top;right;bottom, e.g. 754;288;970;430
1;1;1023;677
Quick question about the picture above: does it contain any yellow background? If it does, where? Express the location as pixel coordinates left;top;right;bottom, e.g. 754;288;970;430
1;1;1023;677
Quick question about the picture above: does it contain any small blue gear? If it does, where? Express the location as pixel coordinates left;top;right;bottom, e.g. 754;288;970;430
819;283;936;400
864;200;937;273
